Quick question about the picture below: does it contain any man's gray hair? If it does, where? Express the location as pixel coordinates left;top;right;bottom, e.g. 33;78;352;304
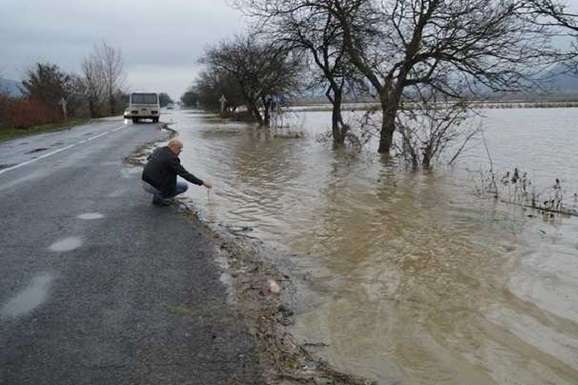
168;139;183;148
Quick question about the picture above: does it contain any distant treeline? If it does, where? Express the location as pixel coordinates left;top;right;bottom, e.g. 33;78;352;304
288;99;578;111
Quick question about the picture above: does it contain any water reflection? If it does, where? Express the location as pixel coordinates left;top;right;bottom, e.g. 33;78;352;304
171;108;578;385
289;167;516;384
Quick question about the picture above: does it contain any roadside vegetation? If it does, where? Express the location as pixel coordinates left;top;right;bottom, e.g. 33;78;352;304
183;0;578;169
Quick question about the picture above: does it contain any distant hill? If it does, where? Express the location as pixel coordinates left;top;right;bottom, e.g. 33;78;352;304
540;64;578;95
0;77;22;97
295;65;578;103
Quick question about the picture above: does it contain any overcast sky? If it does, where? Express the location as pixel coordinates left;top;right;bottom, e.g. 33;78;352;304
0;0;247;99
3;0;578;100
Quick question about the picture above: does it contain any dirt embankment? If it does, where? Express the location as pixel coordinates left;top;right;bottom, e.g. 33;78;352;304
125;125;375;385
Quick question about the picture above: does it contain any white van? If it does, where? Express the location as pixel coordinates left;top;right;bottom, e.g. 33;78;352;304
124;92;160;123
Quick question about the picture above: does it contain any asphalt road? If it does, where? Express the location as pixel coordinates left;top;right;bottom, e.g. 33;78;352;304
0;118;262;384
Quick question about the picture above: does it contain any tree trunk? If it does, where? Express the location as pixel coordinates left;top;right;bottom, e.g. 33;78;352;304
262;97;272;127
378;88;402;155
422;146;433;169
331;90;346;146
324;83;346;146
109;94;115;115
88;98;98;118
422;155;431;170
378;104;396;155
247;100;263;125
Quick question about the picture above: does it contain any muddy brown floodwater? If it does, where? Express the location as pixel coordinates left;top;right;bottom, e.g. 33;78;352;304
167;107;578;385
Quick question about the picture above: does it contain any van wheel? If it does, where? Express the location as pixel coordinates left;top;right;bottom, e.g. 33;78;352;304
132;118;138;124
153;118;159;123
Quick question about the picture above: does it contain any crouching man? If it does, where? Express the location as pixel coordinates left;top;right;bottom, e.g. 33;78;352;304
142;138;212;206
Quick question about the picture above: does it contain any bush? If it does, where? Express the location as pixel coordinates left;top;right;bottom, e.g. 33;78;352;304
0;94;10;128
5;98;62;129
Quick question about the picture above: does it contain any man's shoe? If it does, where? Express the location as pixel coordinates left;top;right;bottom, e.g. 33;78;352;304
152;196;171;206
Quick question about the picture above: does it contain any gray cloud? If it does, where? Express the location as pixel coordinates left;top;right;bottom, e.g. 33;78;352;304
4;0;578;98
0;0;246;98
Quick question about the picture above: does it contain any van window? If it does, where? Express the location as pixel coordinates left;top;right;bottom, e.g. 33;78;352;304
131;93;158;104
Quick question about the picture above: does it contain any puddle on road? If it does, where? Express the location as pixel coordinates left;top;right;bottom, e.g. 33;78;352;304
48;237;83;252
77;213;104;220
25;147;48;154
1;273;54;319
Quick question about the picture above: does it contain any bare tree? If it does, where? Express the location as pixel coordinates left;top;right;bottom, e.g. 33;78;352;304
81;42;125;117
193;68;246;111
524;0;578;65
64;73;89;119
240;0;556;155
241;1;366;145
81;52;105;118
202;35;302;126
95;42;125;115
526;0;578;32
338;0;557;155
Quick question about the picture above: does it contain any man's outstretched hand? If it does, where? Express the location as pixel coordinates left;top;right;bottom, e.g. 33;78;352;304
203;180;213;189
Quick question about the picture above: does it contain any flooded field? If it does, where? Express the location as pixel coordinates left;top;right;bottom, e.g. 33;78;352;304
167;107;578;385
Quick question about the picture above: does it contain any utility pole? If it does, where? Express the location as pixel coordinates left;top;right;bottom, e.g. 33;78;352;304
59;98;68;120
219;95;227;113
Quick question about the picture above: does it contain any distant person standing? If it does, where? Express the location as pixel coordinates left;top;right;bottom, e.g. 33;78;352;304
142;139;212;206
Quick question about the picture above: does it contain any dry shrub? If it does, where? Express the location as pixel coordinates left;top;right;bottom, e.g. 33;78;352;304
0;94;10;128
5;98;61;129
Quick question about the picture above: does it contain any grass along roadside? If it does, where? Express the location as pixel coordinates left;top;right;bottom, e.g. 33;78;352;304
0;118;91;143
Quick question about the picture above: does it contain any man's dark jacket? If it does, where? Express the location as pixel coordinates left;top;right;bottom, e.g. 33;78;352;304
142;146;203;197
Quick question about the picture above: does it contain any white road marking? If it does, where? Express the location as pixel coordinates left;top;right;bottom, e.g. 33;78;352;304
1;273;54;319
0;125;126;177
48;237;83;252
78;213;104;220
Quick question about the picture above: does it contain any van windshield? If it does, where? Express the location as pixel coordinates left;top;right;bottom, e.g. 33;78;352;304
131;93;158;104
